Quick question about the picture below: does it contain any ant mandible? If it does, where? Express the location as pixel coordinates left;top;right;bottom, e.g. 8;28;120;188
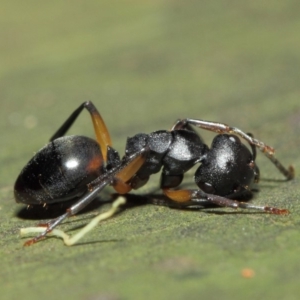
15;101;295;245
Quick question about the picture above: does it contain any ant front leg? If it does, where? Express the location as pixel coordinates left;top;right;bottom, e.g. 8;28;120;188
22;150;147;246
163;188;289;215
172;119;273;153
50;101;112;162
172;118;294;180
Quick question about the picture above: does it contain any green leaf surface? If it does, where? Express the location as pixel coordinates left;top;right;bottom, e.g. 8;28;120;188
1;1;300;299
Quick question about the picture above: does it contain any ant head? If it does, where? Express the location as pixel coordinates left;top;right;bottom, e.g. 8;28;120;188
194;134;259;196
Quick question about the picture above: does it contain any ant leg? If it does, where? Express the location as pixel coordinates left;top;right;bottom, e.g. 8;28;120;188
163;188;289;215
173;119;294;180
246;133;257;160
246;133;260;182
162;188;194;205
50;101;112;162
173;119;274;153
21;197;127;246
23;150;147;246
111;148;150;194
263;151;294;180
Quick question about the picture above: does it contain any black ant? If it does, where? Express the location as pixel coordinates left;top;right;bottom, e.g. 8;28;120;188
15;101;294;245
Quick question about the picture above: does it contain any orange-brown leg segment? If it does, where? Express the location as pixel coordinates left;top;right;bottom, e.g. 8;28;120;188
112;150;147;194
163;188;193;203
113;179;132;194
50;101;112;162
86;102;112;162
163;188;289;215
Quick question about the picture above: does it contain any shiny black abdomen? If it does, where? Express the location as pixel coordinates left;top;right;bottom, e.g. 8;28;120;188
14;135;104;205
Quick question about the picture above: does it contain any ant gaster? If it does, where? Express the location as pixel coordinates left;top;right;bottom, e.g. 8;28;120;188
14;101;294;245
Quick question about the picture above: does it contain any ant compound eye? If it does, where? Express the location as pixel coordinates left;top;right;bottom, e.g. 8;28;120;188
198;181;215;194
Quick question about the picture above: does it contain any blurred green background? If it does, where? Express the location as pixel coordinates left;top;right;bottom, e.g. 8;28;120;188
1;1;300;299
